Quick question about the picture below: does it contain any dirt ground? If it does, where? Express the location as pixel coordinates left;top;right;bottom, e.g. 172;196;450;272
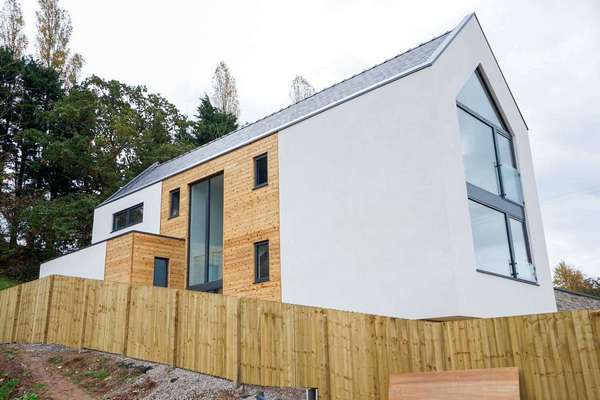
0;344;307;400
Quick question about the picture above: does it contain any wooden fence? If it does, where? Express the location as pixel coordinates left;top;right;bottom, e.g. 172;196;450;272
1;275;599;399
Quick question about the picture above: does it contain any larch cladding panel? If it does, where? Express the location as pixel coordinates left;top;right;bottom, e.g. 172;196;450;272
104;234;134;283
130;233;186;289
160;134;281;301
104;232;186;289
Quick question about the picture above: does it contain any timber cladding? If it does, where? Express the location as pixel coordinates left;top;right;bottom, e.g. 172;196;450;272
104;232;186;289
160;134;281;301
3;276;600;400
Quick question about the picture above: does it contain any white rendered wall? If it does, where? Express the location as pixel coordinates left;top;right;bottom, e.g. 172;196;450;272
278;16;556;319
40;242;106;280
91;181;162;244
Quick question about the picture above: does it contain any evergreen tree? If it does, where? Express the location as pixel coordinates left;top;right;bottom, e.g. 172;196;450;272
191;95;238;146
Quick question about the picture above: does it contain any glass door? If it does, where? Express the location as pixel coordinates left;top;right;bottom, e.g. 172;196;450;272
188;173;224;292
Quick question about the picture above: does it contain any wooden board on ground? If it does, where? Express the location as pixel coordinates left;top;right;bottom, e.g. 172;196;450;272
389;367;519;400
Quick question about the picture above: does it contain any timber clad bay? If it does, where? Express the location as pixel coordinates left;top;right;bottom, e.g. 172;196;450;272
160;134;281;301
1;276;600;400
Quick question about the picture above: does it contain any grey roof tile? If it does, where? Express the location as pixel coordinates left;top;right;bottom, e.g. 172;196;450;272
100;29;452;206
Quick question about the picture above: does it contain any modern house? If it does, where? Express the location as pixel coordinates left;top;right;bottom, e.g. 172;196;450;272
40;13;558;320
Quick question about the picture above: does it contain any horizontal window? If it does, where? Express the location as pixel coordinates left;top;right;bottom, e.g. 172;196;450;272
112;203;143;232
468;200;536;282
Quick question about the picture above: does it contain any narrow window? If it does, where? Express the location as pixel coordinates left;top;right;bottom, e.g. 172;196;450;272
169;188;180;218
254;240;269;283
112;203;143;232
153;257;169;287
254;153;268;188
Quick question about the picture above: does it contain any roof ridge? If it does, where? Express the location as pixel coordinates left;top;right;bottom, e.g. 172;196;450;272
149;30;452;173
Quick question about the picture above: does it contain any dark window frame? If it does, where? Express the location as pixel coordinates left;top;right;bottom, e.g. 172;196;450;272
153;257;169;288
458;70;536;283
254;240;270;284
112;203;144;232
253;153;268;189
169;188;180;219
186;172;224;293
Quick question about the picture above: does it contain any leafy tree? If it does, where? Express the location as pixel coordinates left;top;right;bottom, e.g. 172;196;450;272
289;75;315;103
191;95;238;146
211;61;240;117
553;261;600;297
0;0;28;58
35;0;83;85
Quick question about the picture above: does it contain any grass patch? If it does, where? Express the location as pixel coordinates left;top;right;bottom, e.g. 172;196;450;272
0;378;18;400
83;369;108;380
0;276;19;291
16;394;38;400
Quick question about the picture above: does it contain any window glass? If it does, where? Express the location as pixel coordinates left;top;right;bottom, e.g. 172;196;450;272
153;258;168;287
254;154;268;187
468;201;512;276
169;189;180;218
457;72;505;128
189;180;208;286
208;174;224;282
458;109;500;194
112;203;143;231
255;241;269;282
510;219;536;281
496;134;515;168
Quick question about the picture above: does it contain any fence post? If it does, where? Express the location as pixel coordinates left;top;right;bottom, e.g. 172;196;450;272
42;275;56;344
233;297;242;387
78;279;90;351
170;289;179;367
122;285;133;356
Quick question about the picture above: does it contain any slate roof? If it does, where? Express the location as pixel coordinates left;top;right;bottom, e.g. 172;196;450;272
99;22;462;207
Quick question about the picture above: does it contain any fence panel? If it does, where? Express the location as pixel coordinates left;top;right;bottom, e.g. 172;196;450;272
2;276;600;400
0;285;21;343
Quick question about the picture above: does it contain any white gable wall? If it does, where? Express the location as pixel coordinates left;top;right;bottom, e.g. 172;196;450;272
91;181;163;244
277;16;556;319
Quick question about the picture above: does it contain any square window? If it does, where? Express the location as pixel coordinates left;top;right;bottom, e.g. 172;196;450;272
169;189;180;218
254;241;269;283
254;153;268;188
153;257;169;288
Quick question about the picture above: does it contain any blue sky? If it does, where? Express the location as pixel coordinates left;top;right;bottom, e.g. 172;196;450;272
17;0;600;276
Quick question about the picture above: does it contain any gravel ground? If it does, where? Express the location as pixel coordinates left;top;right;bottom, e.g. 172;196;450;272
6;344;308;400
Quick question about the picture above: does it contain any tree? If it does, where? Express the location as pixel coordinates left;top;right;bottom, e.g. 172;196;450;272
191;95;238;146
289;75;315;103
211;61;240;118
0;0;28;58
35;0;84;84
553;261;600;297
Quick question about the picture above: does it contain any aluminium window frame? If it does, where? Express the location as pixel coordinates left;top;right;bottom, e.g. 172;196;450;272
153;257;169;288
112;202;144;232
457;78;536;283
253;153;268;189
169;188;180;219
186;171;224;293
254;240;270;284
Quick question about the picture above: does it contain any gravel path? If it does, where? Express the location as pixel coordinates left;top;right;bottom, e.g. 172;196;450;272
5;344;308;400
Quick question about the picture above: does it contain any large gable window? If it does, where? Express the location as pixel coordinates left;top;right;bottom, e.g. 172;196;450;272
458;70;535;283
112;203;143;232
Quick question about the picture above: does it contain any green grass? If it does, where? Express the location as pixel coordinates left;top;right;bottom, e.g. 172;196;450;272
0;379;19;400
0;276;19;291
83;369;108;380
16;394;38;400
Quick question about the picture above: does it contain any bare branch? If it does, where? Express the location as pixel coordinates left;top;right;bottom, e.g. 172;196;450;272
289;75;315;104
211;61;240;118
0;0;28;58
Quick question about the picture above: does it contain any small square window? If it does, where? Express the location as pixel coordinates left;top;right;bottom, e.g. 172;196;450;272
254;153;268;188
169;189;180;218
254;241;269;283
153;257;169;288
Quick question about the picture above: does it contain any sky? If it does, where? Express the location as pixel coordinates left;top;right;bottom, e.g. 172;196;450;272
16;0;600;276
